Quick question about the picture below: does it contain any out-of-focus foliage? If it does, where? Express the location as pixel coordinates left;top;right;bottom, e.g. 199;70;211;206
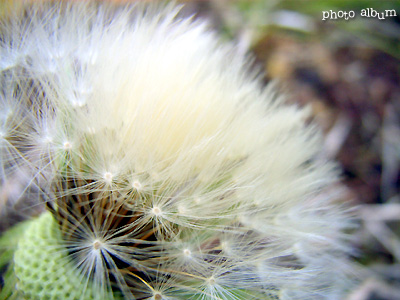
231;0;400;59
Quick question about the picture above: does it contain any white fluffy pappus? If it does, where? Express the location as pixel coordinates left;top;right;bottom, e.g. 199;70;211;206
0;1;356;300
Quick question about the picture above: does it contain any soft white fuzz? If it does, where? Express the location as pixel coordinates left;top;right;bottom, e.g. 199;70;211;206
1;1;354;300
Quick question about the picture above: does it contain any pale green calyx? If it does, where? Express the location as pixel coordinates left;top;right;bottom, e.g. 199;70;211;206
13;212;97;300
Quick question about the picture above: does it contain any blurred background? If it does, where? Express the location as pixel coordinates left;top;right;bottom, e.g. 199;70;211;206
0;0;399;299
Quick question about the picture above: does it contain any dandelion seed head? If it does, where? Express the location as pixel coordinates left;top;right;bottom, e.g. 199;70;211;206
63;141;72;150
92;239;103;251
207;276;216;286
183;248;191;257
154;292;162;300
151;206;162;217
103;172;113;184
2;1;355;299
132;179;142;190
